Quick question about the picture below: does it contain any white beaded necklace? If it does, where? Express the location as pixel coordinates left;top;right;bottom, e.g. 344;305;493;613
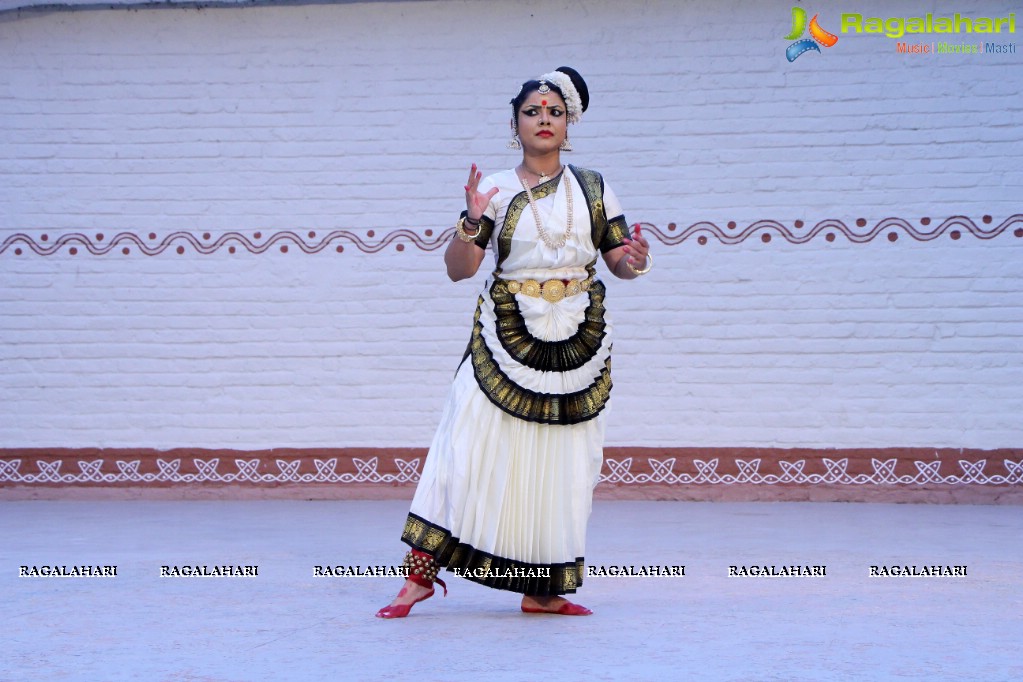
518;169;573;250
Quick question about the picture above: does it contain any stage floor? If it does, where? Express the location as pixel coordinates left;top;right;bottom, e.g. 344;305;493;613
3;500;1020;681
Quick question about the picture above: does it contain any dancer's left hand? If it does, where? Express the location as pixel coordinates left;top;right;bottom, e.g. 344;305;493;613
623;224;650;269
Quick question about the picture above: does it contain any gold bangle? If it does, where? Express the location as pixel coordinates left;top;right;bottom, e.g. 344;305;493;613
455;216;480;243
625;252;653;275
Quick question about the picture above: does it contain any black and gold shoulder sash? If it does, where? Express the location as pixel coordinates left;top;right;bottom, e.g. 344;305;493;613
568;165;629;254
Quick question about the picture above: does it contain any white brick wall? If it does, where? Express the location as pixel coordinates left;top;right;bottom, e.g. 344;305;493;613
1;0;1021;450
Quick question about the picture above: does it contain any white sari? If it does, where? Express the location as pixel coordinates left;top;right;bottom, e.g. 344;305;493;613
401;166;627;595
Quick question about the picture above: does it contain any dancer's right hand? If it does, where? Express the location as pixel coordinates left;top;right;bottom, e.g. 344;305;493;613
464;163;499;221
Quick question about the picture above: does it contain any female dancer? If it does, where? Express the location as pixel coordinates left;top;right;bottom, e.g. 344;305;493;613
376;66;652;618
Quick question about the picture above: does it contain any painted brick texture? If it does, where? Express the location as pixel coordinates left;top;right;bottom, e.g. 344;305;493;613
1;0;1021;451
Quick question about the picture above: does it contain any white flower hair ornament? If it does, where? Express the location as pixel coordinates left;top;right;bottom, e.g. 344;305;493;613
537;70;584;124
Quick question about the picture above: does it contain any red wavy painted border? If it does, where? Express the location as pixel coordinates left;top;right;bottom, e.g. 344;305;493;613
1;215;1020;256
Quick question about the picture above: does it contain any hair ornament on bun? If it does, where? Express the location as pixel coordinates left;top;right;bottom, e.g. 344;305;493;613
537;66;588;124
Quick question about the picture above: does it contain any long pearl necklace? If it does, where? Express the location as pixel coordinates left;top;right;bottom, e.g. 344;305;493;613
518;169;573;250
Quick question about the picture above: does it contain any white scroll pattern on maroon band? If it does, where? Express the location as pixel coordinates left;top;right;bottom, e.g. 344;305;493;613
1;456;1021;486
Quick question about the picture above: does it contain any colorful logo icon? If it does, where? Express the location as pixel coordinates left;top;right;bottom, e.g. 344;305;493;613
785;7;839;61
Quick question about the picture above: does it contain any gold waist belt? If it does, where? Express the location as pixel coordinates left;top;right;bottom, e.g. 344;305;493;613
498;277;592;303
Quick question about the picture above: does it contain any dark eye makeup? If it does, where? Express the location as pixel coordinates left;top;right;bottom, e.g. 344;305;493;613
522;107;565;117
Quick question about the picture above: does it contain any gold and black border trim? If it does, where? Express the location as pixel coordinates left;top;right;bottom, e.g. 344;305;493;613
535;170;564;193
489;278;609;373
458;296;485;369
497;174;562;267
602;214;630;253
401;512;584;595
476;215;496;250
467;308;612;425
568;165;609;251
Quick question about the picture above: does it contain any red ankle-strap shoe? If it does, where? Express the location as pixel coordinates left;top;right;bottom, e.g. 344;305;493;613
375;550;447;619
521;600;592;616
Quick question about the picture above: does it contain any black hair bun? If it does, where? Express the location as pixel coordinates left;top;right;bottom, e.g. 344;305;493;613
555;66;589;112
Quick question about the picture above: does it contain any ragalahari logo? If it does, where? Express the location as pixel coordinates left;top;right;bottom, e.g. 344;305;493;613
784;6;839;61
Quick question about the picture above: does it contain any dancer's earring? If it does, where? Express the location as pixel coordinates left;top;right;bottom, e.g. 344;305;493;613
559;135;573;152
507;128;522;150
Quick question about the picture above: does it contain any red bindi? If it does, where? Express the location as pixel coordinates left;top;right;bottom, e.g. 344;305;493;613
541;100;547;106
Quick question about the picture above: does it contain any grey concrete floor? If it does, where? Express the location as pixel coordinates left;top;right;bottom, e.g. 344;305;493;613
2;500;1021;681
